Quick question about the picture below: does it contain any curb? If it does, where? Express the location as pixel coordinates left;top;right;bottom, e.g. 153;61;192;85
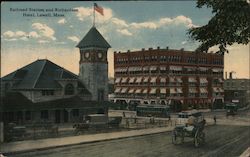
2;127;174;156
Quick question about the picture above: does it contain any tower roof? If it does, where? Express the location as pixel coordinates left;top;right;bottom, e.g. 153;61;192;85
76;26;111;49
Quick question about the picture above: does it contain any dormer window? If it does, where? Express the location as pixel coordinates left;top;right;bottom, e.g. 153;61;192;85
65;83;74;95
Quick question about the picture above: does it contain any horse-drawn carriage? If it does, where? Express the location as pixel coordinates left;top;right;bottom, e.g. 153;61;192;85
172;111;206;147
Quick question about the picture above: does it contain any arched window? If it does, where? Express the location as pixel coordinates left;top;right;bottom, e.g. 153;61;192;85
65;83;74;95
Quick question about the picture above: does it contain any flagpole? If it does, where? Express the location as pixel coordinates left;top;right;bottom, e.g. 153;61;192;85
93;3;95;27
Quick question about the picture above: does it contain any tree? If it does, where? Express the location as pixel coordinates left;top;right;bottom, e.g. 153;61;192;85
188;0;250;55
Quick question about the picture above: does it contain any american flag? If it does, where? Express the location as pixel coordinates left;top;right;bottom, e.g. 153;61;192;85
94;3;104;16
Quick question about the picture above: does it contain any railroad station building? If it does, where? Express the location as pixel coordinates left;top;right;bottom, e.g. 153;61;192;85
113;47;224;110
0;26;111;124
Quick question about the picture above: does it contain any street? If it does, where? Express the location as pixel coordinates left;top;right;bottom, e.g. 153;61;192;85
11;125;250;157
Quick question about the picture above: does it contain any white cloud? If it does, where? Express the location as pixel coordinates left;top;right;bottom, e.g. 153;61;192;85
159;15;199;28
128;15;199;30
130;22;158;29
20;36;28;41
96;8;113;23
112;18;128;27
67;36;80;42
15;31;27;37
56;41;66;44
74;7;92;21
38;40;49;44
29;31;40;38
117;29;132;36
181;41;187;45
32;23;56;40
4;38;17;41
58;18;66;24
3;31;15;38
74;6;113;23
159;18;173;25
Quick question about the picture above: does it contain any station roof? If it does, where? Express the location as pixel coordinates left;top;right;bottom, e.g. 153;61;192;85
1;59;86;90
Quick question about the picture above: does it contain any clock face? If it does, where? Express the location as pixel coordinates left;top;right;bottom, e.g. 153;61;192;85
84;52;90;59
98;52;103;59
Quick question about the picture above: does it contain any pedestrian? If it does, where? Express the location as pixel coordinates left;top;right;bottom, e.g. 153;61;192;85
168;115;171;121
122;112;125;118
214;115;217;125
126;118;129;128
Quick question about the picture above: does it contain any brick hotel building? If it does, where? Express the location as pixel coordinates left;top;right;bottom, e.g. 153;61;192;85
113;47;224;110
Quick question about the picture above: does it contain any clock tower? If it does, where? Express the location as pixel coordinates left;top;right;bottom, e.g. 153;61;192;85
77;26;111;101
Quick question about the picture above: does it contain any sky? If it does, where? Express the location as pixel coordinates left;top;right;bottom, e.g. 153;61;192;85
1;1;249;79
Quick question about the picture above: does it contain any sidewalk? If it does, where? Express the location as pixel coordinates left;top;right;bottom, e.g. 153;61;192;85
0;126;174;155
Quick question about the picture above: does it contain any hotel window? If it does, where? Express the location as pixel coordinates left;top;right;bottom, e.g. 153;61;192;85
25;111;31;121
41;110;49;120
42;90;54;96
72;109;79;117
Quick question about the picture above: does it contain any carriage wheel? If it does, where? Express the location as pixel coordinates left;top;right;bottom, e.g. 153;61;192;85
172;130;184;145
194;130;205;147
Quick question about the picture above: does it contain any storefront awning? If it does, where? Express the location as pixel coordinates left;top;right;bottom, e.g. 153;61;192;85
128;67;136;72
135;89;141;94
219;78;223;83
135;77;142;83
170;88;176;94
189;88;197;93
143;66;149;71
200;88;208;93
176;88;183;93
176;77;182;83
149;88;157;94
200;78;208;83
212;68;223;72
160;78;166;83
188;77;197;83
219;88;224;92
213;87;219;92
129;77;135;83
114;87;121;93
169;66;182;71
150;66;157;71
150;77;157;83
199;67;208;71
121;77;128;83
169;77;176;83
115;78;121;83
160;88;166;94
160;67;166;71
128;88;135;94
121;88;128;93
142;88;148;94
115;67;127;72
185;66;196;71
143;77;149;83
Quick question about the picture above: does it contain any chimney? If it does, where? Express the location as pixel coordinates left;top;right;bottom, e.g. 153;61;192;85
157;46;160;50
180;48;184;51
149;47;153;50
142;48;145;51
166;46;169;50
114;51;117;53
127;50;130;53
